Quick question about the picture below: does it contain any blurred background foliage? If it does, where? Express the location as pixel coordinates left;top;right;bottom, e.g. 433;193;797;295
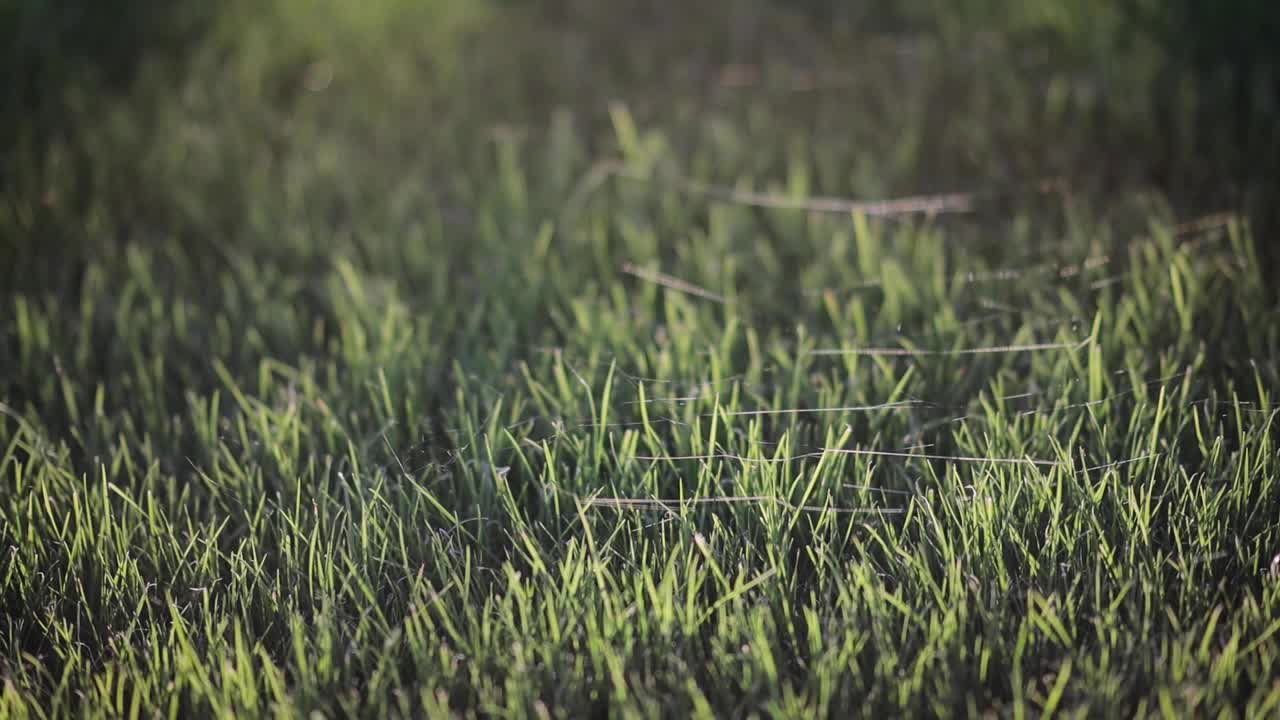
3;0;1278;290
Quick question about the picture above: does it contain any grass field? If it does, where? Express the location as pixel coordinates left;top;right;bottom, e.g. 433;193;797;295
3;1;1280;717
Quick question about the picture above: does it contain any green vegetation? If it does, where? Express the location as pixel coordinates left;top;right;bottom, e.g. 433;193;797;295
3;1;1279;716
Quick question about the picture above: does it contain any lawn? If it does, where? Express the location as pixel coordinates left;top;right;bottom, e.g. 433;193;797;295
2;1;1279;717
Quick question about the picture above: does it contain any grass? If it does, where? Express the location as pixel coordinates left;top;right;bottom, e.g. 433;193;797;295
3;1;1280;717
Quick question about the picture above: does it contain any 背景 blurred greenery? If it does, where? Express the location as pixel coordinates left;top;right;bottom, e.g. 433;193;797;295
3;0;1277;290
